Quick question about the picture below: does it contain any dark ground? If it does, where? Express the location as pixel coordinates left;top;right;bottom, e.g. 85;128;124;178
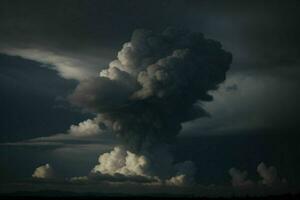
1;191;300;199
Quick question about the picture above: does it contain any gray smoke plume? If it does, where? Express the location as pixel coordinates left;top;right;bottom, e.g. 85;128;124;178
70;28;232;152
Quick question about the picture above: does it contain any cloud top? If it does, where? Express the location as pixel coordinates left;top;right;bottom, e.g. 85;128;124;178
70;28;232;150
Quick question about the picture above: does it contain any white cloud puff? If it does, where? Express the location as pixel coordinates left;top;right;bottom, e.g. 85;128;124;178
91;146;196;186
229;168;254;188
68;119;101;137
257;162;285;186
165;174;187;186
92;146;149;177
32;163;55;179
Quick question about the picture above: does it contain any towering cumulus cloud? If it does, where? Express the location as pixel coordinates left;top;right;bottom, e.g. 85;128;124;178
70;28;232;184
257;162;286;186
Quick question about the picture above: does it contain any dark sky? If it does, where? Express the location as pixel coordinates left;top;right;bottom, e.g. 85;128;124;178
0;0;300;196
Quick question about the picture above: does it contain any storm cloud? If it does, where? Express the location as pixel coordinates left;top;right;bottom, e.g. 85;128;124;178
70;28;232;150
68;28;232;184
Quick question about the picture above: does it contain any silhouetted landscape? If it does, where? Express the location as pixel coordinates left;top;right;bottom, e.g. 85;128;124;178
1;191;300;199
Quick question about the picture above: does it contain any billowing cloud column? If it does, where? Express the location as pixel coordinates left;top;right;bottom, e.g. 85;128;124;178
70;28;232;184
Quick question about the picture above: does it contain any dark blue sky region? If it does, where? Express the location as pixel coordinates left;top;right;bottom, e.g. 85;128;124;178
0;54;92;142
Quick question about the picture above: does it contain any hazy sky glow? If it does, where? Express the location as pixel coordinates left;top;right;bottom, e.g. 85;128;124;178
0;0;300;197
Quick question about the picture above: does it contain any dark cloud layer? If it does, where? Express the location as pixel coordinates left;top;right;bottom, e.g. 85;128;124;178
187;1;300;73
0;0;188;58
1;0;299;72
